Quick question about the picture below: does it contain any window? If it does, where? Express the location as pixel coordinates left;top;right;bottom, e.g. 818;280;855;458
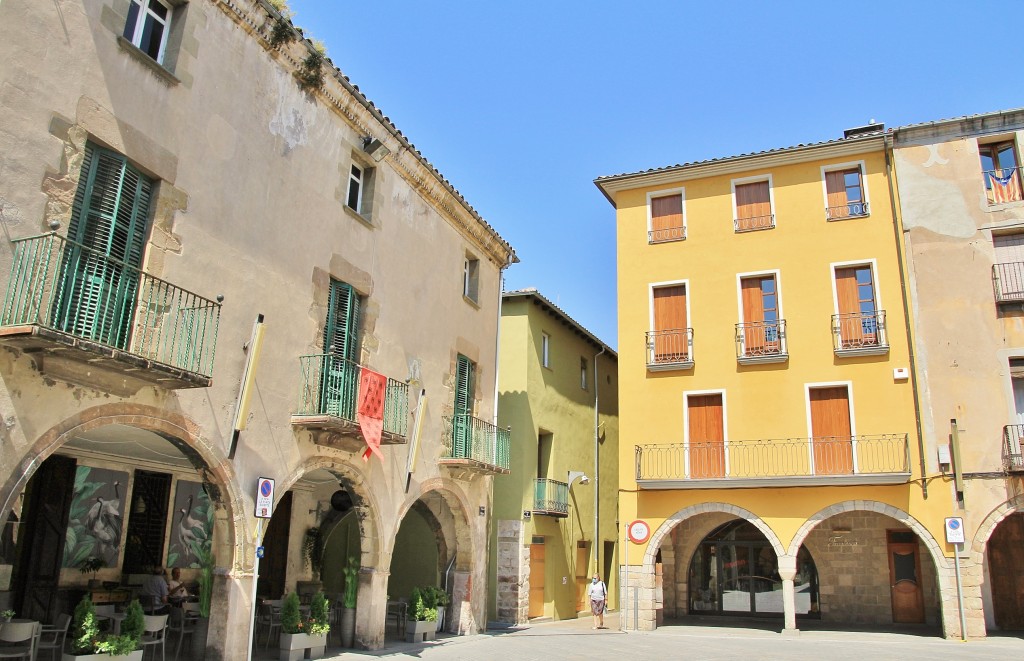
993;233;1024;302
347;164;363;212
537;431;553;478
123;0;173;63
823;163;869;220
321;280;361;418
451;354;477;456
463;256;479;303
686;393;725;478
541;333;550;368
649;283;691;366
733;178;774;232
808;385;853;475
833;264;885;352
580;357;588;390
738;273;785;360
980;141;1022;205
647;189;685;243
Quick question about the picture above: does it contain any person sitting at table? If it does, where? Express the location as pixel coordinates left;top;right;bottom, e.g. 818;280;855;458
167;567;190;601
141;566;169;613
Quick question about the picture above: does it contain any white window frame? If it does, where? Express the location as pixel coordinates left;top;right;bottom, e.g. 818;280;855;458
541;332;550;368
803;381;858;474
347;163;364;213
462;255;480;303
820;160;871;219
730;174;776;230
682;389;729;478
646;187;686;242
124;0;173;64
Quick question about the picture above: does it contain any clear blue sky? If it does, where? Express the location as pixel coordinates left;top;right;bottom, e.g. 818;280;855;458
288;0;1023;349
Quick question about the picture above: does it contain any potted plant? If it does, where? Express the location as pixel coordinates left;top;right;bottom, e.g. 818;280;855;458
0;609;13;623
422;586;450;633
78;557;105;589
339;556;357;648
305;591;330;659
191;549;215;660
405;587;438;643
64;596;145;660
278;592;307;661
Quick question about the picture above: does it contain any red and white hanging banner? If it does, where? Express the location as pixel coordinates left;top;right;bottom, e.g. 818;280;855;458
357;366;387;462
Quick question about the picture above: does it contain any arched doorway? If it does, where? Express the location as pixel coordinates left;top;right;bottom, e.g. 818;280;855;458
688;520;819;618
985;511;1024;630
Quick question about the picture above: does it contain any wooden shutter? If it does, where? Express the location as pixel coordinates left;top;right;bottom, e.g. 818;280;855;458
651;194;683;241
688;394;724;478
653;286;687;361
834;267;862;347
809;387;853;474
994;234;1024;264
741;277;766;355
453;355;476;457
322;281;360;418
825;170;848;212
735;181;770;230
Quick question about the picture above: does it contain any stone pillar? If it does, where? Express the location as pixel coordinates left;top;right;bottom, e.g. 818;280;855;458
209;570;252;660
777;555;799;635
495;520;528;625
450;570;476;634
619;563;657;631
354;567;388;649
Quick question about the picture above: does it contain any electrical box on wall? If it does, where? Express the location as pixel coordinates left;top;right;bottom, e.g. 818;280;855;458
938;445;952;471
893;367;909;380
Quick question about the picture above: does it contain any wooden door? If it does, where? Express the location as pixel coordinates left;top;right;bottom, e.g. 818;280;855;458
835;267;877;347
575;542;589;612
741;276;779;356
653;286;687;362
809;387;853;474
988;512;1024;629
886;532;925;623
688;394;725;478
257;490;292;599
529;542;545;618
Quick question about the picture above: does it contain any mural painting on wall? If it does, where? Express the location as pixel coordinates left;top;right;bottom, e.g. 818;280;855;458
167;481;213;568
63;466;128;568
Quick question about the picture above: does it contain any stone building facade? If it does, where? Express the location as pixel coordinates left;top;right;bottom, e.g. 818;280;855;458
0;1;514;658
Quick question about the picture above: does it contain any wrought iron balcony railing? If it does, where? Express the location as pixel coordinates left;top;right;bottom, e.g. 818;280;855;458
441;414;510;473
0;232;221;379
635;434;911;488
1003;424;1024;472
983;167;1023;205
993;262;1024;303
735;319;787;363
294;354;409;437
734;214;775;233
649;225;686;244
533;478;569;517
646;328;693;370
832;310;888;355
825;201;869;220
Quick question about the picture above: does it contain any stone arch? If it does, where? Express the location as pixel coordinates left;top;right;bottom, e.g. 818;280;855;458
0;402;248;569
643;502;787;568
969;494;1024;563
787;500;948;570
396;476;474;573
277;456;384;571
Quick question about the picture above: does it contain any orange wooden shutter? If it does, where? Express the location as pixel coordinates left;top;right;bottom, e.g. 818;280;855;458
651;194;683;239
834;267;862;347
825;171;848;211
741;277;765;354
809;387;853;474
688;394;724;478
653;286;687;361
735;181;770;230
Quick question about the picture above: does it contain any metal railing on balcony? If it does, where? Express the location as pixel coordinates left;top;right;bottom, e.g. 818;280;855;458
983;167;1023;205
635;434;910;485
295;354;409;437
832;310;888;353
533;478;568;516
0;232;221;377
993;262;1024;303
735;319;787;362
734;214;775;233
1003;424;1024;472
441;414;510;471
825;201;869;220
649;225;686;244
646;328;693;369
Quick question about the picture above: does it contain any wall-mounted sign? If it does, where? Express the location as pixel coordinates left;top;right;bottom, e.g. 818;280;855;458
255;477;275;519
628;520;650;544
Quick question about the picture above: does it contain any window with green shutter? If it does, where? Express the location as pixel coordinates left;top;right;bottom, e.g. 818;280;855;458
452;354;476;457
320;280;361;418
54;143;153;348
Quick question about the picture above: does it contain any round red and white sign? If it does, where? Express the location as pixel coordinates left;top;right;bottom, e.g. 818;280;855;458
628;520;650;544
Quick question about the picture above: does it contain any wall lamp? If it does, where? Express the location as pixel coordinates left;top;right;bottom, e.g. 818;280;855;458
568;470;590;487
362;136;391;162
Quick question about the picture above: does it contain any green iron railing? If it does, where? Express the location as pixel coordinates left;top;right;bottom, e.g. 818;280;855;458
533;478;568;515
296;354;409;437
1;233;221;378
441;414;510;471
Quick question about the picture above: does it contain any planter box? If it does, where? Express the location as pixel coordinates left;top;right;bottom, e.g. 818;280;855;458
279;632;327;661
405;618;436;643
63;652;144;661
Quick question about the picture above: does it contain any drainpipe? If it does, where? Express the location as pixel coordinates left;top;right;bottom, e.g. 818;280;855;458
593;345;605;575
884;135;928;498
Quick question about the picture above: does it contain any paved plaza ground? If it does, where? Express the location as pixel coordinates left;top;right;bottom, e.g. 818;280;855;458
243;611;1024;661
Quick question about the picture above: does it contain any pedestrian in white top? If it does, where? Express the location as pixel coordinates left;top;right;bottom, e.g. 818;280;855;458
586;573;607;629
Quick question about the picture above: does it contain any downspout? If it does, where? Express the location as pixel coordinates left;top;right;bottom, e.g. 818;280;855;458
885;135;928;498
593;345;606;575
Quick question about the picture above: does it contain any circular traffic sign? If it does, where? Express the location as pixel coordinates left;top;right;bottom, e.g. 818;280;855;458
628;520;651;544
260;479;273;497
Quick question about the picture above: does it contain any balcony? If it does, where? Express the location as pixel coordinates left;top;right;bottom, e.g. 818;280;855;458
649;225;686;244
993;262;1024;304
832;310;888;356
532;478;568;517
291;354;409;451
0;233;221;393
439;414;510;477
1003;425;1024;473
646;328;694;371
826;201;869;221
735;319;787;364
635;435;910;488
734;214;775;233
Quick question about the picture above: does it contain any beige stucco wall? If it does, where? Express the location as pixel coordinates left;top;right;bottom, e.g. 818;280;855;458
0;0;512;656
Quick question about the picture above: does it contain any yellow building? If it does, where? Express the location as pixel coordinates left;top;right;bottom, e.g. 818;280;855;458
596;125;963;636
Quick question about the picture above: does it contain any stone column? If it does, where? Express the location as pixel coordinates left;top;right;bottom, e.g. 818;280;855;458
495;520;528;625
778;555;799;635
210;570;252;660
354;567;388;649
